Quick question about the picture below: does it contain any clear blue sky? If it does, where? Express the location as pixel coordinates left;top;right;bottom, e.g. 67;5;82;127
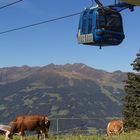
0;0;139;72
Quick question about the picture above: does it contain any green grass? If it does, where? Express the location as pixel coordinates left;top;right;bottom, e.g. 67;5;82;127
1;131;140;140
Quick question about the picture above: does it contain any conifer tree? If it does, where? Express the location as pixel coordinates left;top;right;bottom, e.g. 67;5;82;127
123;52;140;131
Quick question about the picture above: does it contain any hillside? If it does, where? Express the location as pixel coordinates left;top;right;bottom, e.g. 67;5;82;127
0;63;127;130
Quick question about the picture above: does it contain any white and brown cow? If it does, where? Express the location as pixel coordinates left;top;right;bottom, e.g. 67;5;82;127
106;120;123;137
7;115;50;140
0;124;11;140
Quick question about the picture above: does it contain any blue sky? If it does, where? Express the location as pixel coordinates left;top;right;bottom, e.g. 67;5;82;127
0;0;139;72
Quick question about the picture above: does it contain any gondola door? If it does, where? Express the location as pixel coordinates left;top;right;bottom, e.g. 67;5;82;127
77;10;95;45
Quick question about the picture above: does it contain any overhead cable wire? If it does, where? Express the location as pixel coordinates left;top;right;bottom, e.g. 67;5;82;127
0;12;81;35
90;0;94;6
0;0;23;10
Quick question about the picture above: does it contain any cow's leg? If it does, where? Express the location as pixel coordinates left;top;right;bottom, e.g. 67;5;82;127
41;127;47;140
5;131;10;140
107;130;113;137
37;131;42;139
43;131;49;140
43;133;46;140
45;129;49;138
21;135;27;140
20;131;26;140
41;131;46;140
107;132;110;137
45;132;49;138
37;133;40;139
106;129;110;137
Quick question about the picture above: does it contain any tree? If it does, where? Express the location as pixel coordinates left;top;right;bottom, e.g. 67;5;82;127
122;52;140;131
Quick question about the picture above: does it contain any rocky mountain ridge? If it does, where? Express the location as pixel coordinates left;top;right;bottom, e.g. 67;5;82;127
0;63;127;129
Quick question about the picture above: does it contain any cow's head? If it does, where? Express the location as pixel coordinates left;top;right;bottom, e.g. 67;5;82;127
45;117;50;129
46;120;50;129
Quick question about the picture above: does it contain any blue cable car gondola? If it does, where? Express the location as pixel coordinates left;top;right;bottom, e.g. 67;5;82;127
77;6;125;48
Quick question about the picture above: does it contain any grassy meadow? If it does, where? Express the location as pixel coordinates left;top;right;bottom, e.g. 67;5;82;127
0;131;140;140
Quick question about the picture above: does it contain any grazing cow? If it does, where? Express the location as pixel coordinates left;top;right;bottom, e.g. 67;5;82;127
107;120;123;137
0;125;11;140
7;115;50;140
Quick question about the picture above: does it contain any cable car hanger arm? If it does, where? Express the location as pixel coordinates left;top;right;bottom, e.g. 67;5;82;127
108;2;134;12
93;0;135;12
94;0;104;8
120;0;140;6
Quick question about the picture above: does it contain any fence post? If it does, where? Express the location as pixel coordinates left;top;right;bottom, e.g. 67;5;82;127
56;119;59;137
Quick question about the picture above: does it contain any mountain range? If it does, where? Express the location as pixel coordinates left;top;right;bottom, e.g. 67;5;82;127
0;63;127;131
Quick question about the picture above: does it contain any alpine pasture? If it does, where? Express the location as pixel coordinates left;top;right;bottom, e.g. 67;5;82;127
1;131;140;140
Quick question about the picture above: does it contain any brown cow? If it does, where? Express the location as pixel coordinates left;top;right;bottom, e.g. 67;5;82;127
106;120;123;137
7;115;50;140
